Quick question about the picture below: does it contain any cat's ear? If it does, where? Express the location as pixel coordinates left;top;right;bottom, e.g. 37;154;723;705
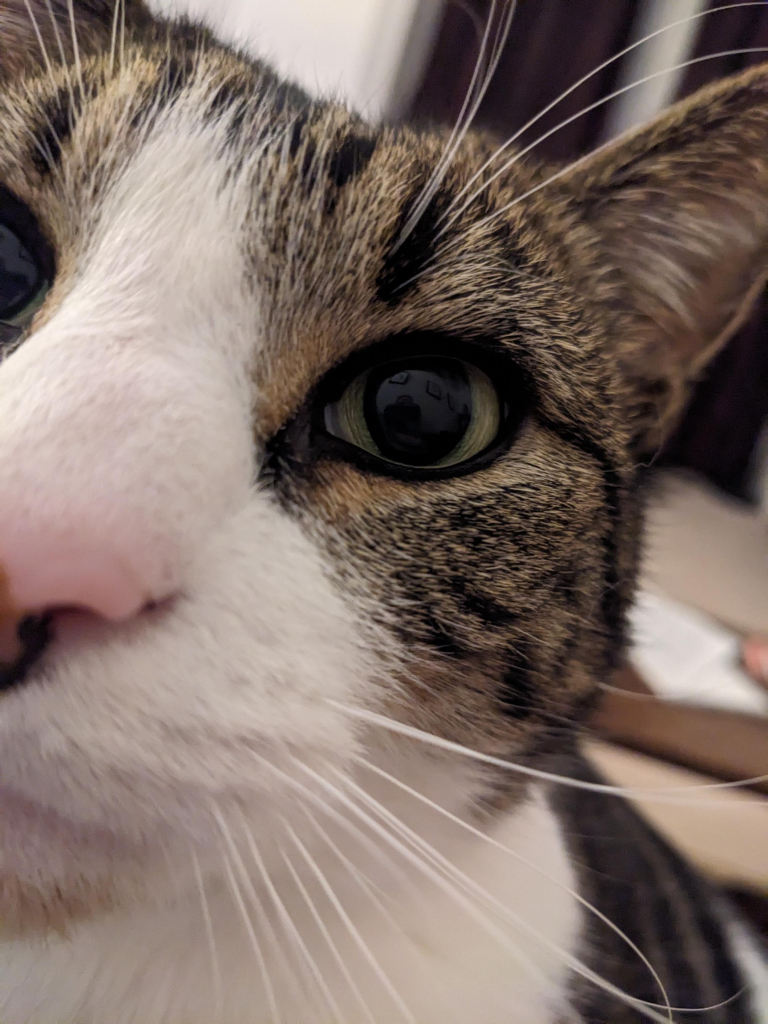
0;1;151;82
564;63;768;452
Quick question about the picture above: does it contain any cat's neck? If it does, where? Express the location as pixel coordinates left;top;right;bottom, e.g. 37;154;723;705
0;759;581;1024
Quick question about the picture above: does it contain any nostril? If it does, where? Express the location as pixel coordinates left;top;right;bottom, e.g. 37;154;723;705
0;535;152;691
0;613;52;692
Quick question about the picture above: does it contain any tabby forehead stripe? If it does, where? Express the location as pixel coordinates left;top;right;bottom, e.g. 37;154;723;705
499;641;536;720
539;416;626;668
376;182;455;306
31;82;79;175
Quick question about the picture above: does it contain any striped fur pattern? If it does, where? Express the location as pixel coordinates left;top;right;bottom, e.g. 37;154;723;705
0;1;766;1021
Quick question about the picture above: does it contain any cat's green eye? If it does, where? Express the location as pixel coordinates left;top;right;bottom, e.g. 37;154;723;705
0;191;53;344
324;356;503;470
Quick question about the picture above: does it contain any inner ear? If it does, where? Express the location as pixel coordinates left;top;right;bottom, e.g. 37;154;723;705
0;0;151;82
563;63;768;452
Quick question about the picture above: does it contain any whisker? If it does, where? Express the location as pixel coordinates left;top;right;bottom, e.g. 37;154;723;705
293;763;551;990
328;702;768;799
447;46;768;240
301;805;418;947
212;809;282;1024
120;0;126;70
281;848;379;1024
190;848;224;1020
239;817;347;1024
392;0;518;252
283;818;418;1024
440;1;768;228
248;752;700;1020
109;0;121;75
253;754;661;1020
22;0;57;89
354;756;676;1014
43;0;72;98
65;0;84;94
322;765;675;1023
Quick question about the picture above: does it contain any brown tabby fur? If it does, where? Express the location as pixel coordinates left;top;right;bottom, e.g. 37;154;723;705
0;2;766;1019
1;0;767;778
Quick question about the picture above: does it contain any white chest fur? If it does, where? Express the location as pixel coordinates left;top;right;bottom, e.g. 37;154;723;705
0;782;581;1024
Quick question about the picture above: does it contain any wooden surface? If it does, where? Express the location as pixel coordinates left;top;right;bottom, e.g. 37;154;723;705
592;668;768;795
586;740;768;891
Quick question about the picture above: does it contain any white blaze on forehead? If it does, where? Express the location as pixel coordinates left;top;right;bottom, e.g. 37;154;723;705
0;112;259;607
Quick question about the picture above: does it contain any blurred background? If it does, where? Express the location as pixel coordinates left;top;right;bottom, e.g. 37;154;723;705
151;0;768;924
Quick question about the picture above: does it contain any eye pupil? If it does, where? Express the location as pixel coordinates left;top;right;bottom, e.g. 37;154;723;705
364;358;473;466
0;223;41;323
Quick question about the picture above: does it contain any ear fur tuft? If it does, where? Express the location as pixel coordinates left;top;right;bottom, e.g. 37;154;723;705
566;63;768;451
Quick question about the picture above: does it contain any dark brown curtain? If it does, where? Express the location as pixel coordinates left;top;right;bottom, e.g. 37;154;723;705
410;0;638;158
408;0;768;501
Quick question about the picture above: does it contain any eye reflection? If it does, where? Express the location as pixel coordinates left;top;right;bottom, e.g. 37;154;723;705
324;355;503;470
366;360;474;466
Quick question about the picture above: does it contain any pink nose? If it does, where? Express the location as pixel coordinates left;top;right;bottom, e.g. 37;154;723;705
0;533;148;622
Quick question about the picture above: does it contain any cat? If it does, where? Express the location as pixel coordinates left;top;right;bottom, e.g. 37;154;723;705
0;1;766;1021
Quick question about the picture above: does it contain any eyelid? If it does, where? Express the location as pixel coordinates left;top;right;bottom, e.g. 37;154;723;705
4;280;50;327
0;322;22;346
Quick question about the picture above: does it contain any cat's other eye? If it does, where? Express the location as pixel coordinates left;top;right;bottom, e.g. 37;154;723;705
319;338;528;476
0;188;53;345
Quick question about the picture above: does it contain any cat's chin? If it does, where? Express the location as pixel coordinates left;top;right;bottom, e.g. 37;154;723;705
0;870;124;939
0;784;161;937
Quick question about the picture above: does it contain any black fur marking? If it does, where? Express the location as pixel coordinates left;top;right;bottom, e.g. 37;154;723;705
449;576;518;627
161;55;197;102
206;80;251;144
540;417;625;671
654;833;748;1006
257;77;312;118
499;642;535;719
327;135;377;189
285;114;318;190
324;134;378;216
31;84;76;175
376;184;454;306
418;613;466;658
126;56;198;135
288;110;310;159
300;139;319;190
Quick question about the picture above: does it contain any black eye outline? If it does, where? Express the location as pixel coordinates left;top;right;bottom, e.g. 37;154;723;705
0;186;55;344
308;333;532;481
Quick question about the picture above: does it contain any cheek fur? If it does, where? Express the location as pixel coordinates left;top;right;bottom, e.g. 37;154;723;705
0;496;390;831
275;422;612;752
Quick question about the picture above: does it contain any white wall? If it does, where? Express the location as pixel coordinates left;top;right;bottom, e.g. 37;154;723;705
603;0;707;140
148;0;442;118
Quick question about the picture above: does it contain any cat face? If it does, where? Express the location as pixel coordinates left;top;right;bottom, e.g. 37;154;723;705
0;0;766;935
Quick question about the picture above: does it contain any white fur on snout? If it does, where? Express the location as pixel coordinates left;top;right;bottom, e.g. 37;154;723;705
0;495;381;837
0;117;257;605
